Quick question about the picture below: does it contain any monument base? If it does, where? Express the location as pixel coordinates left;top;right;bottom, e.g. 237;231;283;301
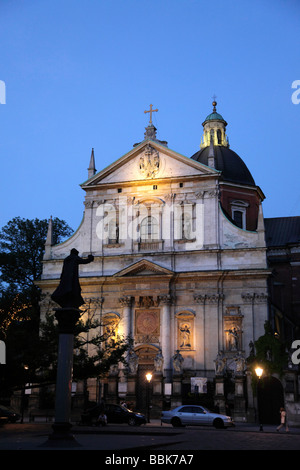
40;423;81;447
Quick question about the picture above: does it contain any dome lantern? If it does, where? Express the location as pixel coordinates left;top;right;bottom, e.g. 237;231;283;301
192;101;255;186
200;101;229;149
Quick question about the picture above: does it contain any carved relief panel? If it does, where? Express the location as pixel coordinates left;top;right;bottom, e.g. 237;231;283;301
139;144;160;179
135;309;160;343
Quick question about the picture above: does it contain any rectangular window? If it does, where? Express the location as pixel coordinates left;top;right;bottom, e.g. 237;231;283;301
231;200;248;230
233;210;243;229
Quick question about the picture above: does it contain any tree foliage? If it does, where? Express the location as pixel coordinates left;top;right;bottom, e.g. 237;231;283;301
247;321;288;391
0;217;73;338
0;217;132;401
0;216;73;292
37;312;132;384
0;217;73;396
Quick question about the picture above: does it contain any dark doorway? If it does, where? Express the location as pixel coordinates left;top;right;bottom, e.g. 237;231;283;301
135;346;157;414
136;364;153;414
257;376;284;424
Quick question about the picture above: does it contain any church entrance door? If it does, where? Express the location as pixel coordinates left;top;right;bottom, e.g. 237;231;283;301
135;346;156;414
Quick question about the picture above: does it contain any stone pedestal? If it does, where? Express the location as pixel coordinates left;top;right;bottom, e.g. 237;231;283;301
171;375;182;408
214;376;226;415
27;387;40;418
126;375;137;408
10;390;22;415
151;372;163;418
233;375;246;422
41;308;81;447
107;373;119;401
153;373;162;394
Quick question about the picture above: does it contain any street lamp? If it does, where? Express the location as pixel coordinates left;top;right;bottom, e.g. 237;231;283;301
146;372;152;383
255;366;264;431
21;365;29;423
146;372;152;423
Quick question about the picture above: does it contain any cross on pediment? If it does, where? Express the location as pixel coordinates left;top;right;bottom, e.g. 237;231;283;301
144;104;158;124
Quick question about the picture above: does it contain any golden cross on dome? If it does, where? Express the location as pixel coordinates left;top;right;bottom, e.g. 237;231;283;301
144;104;158;124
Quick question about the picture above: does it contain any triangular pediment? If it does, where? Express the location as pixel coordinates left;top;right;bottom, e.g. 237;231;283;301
113;259;174;277
81;140;219;188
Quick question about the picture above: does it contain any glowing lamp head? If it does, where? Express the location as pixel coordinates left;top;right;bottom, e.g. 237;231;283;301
255;366;263;378
146;372;152;383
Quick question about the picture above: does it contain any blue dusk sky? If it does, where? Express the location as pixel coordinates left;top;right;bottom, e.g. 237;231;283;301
0;0;299;233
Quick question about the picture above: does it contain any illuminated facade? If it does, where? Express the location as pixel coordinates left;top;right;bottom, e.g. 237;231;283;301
39;103;270;421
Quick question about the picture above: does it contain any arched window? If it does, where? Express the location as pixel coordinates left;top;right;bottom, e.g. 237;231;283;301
140;216;159;241
217;129;222;145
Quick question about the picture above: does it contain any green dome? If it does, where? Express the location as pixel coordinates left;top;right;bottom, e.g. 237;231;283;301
203;101;227;125
204;111;225;122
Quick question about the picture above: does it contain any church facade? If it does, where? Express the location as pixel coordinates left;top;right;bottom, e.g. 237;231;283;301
38;103;270;421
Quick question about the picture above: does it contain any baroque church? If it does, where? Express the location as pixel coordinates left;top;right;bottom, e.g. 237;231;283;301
38;102;270;421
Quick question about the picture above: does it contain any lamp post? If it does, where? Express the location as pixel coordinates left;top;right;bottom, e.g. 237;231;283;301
146;372;152;423
21;365;29;423
255;366;263;431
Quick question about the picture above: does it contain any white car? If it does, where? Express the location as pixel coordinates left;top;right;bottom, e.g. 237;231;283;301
161;405;234;429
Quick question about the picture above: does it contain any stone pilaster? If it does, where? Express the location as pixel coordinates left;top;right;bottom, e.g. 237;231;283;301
234;375;246;422
214;376;226;415
119;295;132;338
159;295;174;379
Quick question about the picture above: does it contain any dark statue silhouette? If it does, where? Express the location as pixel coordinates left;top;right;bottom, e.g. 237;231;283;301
51;248;94;309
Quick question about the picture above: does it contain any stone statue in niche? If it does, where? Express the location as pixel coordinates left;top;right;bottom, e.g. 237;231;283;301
154;349;164;373
234;351;246;375
228;327;239;350
103;320;118;347
128;349;139;375
179;322;191;348
225;325;242;351
172;350;184;373
224;307;243;352
214;351;227;376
